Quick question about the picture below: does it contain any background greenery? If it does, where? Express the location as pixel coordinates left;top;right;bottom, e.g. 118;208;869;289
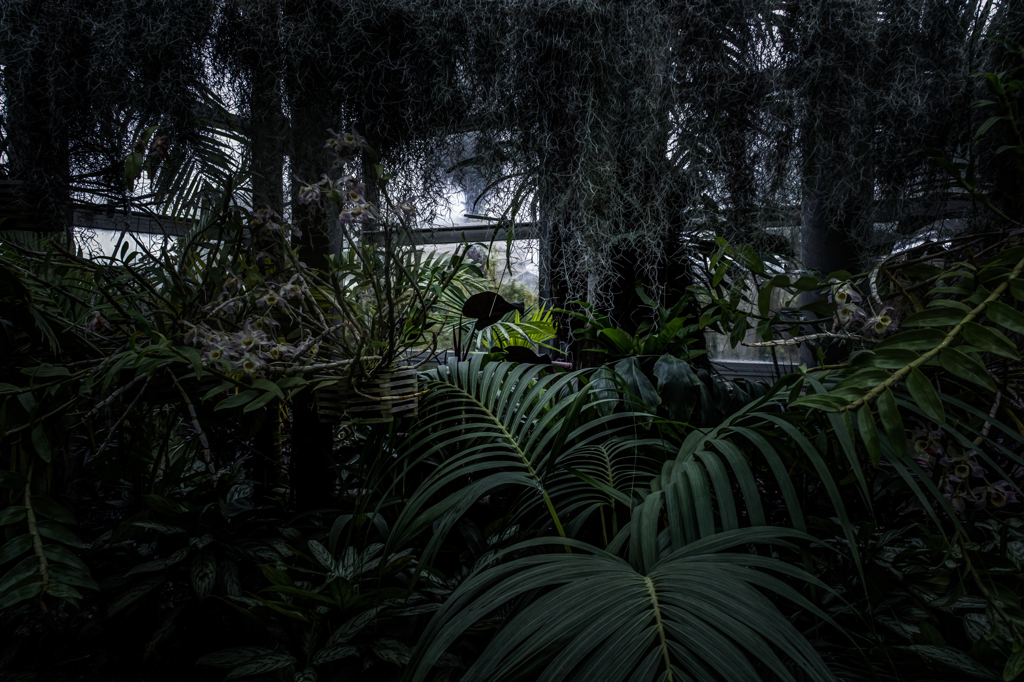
2;4;1024;682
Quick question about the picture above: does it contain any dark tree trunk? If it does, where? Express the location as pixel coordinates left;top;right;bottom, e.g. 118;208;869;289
5;18;71;242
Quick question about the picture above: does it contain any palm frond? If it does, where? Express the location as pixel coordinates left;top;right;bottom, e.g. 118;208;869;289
405;530;839;682
383;356;611;568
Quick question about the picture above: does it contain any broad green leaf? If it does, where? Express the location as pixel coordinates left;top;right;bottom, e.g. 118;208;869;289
856;348;921;369
45;581;83;601
225;653;296;680
198;647;281;668
901;308;965;328
0;534;32;565
30;496;76;525
201;381;234;402
20;365;71;378
176;346;204;378
308;540;334;572
125;151;145;185
125;548;190;576
613;357;660;412
242;391;276;413
215;390;259;411
275;376;308;391
877;389;905;457
790;393;850;411
252;378;286;401
928;299;971;312
0;581;43;610
108;576;163;615
875;329;947;351
35;521;87;548
0;555;39;594
0;506;27;526
857;406;881;467
961;322;1020;359
906;368;945;423
938;347;997;391
986;300;1024;335
1011;279;1024;302
599;328;634;355
834;368;892;391
312;644;358;666
191;548;217;599
324;607;384;648
42;544;91;573
47;563;99;591
31;424;51;463
974;115;1005;140
1005;648;1024;682
652;354;699;422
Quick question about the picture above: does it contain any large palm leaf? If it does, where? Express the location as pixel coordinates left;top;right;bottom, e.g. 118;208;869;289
404;530;838;682
383;355;627;567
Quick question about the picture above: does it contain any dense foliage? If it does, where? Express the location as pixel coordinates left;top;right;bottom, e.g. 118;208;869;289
3;14;1024;682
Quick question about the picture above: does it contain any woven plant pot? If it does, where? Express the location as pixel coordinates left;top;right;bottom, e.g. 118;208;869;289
314;366;419;425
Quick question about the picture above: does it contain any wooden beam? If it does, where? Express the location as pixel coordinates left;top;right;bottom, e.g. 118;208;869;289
71;204;190;237
58;196;977;243
363;222;539;245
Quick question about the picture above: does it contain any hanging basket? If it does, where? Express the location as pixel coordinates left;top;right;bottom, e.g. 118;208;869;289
314;367;420;424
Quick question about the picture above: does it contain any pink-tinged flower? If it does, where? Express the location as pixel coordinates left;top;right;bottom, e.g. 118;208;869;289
255;289;280;308
282;274;306;299
236;320;269;351
343;131;362;147
972;480;1019;509
238;353;264;375
85;310;110;334
298;183;321;205
830;282;862;306
343;175;366;194
939;452;985;482
909;426;944;460
203;348;224;364
868;314;893;335
340;205;366;223
837;304;865;329
249;207;271;226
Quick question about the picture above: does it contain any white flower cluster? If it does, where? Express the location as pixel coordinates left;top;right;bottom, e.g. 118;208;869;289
185;320;318;375
830;281;894;336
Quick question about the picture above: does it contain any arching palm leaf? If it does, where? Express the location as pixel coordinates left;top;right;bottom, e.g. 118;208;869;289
405;530;838;682
545;437;664;541
383;355;623;568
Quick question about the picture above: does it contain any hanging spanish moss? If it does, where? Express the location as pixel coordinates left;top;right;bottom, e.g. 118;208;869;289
1;0;1006;311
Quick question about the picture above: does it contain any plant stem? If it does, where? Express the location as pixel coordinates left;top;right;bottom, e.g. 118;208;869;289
843;251;1024;413
645;576;674;682
24;466;50;595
